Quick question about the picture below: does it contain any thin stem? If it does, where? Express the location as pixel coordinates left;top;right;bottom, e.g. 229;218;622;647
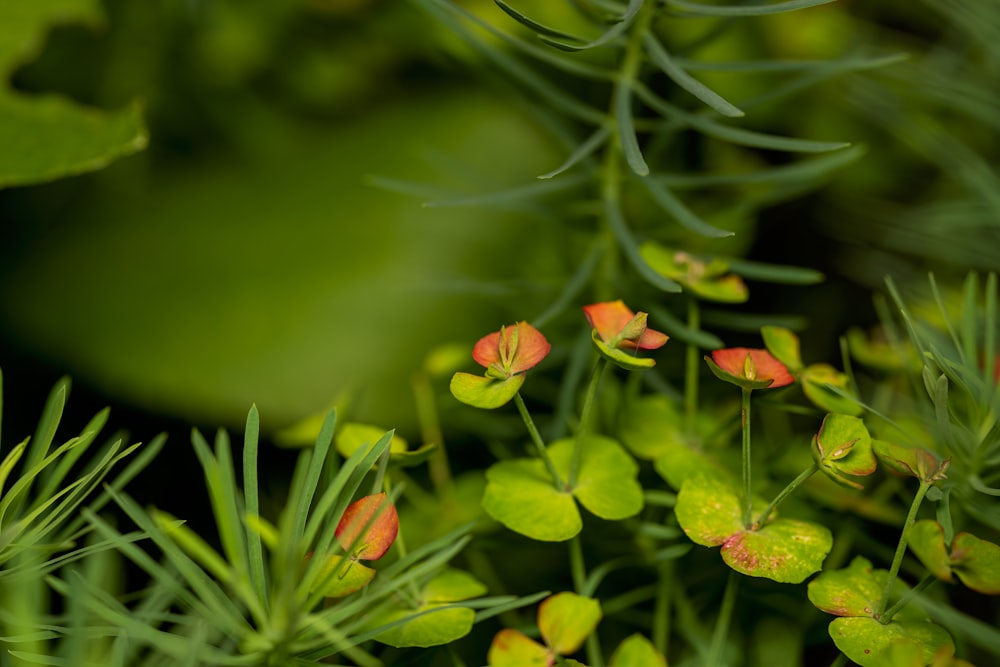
741;387;754;528
685;297;701;437
882;573;938;624
515;392;566;490
652;561;672;656
754;463;819;529
571;358;608;488
569;536;604;667
876;480;932;618
706;570;740;666
829;654;849;667
411;370;453;496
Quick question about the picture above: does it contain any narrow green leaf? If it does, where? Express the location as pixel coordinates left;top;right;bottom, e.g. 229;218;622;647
721;257;825;284
538;126;609;180
539;0;643;51
6;379;69;521
243;405;268;613
493;0;582;41
424;174;588;209
615;82;649;176
643;33;743;117
604;198;681;293
647;305;724;349
36;408;109;504
637;175;734;238
665;0;837;17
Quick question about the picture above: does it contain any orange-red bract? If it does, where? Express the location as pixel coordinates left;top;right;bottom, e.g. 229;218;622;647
472;321;551;377
335;492;399;561
583;300;668;350
710;347;794;388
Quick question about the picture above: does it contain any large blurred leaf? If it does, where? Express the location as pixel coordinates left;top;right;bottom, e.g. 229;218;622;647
0;91;560;430
0;0;146;188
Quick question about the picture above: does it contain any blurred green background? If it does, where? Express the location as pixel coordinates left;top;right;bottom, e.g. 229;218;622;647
1;0;998;440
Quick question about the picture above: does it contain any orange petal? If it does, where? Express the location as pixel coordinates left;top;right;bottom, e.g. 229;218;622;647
711;348;794;387
471;322;550;375
583;300;634;343
508;321;551;374
335;493;399;561
472;330;503;370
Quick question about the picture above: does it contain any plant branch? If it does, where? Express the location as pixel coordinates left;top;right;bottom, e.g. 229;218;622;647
515;393;566;490
876;480;932;618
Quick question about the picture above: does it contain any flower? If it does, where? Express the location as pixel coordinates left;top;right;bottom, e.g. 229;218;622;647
706;347;795;390
450;321;551;409
583;300;668;350
472;321;551;379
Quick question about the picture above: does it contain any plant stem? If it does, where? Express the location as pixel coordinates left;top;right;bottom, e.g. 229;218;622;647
685;297;701;437
515;392;566;491
741;387;754;528
411;370;453;497
876;480;932;618
829;654;849;667
569;535;604;667
755;462;819;529
570;358;608;488
882;573;938;624
652;561;672;656
706;570;739;666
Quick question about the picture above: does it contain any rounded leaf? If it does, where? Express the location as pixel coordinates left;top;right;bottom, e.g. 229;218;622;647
335;493;399;561
335;422;409;464
721;517;832;583
371;570;487;648
538;592;602;656
482;458;581;541
609;634;667;667
761;326;804;373
907;520;954;583
488;629;551;667
802;364;863;416
311;555;375;598
675;474;754;547
828;616;954;667
807;556;886;617
551;436;643;521
450;371;525;409
813;413;876;488
951;531;1000;594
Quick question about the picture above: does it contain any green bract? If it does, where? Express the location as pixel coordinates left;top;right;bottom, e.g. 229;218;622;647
675;475;832;583
640;241;749;303
908;520;1000;594
812;413;877;489
450;372;526;409
481;436;643;541
809;556;956;666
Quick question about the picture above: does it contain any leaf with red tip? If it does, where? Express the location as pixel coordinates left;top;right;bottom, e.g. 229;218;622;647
335;493;399;561
583;300;668;351
472;322;550;376
707;348;794;389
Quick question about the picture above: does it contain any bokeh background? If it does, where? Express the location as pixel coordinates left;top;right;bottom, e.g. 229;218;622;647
1;0;998;467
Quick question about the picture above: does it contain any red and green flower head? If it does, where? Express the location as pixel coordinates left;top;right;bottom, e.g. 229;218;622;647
451;321;551;409
583;300;668;369
706;347;795;390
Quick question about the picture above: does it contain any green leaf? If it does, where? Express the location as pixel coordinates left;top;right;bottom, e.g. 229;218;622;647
488;629;550;667
372;568;487;647
0;1;146;188
565;436;643;521
808;556;887;617
950;531;1000;594
482;458;581;542
538;592;602;655
802;364;863;416
640;242;748;301
872;440;950;482
676;475;831;582
609;633;667;667
813;414;876;489
907;520;954;583
665;0;837;18
482;436;642;541
591;331;657;370
675;475;753;547
828;617;955;667
309;554;376;598
761;326;804;372
721;517;832;583
643;32;743;118
450;372;525;409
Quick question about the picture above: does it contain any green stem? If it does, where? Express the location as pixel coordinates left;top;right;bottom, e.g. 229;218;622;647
741;387;754;528
685;297;701;437
515;392;566;491
571;358;608;488
652;561;672;656
829;654;849;667
882;573;938;624
569;535;588;594
706;570;739;667
754;463;819;529
876;480;932;618
411;370;453;497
